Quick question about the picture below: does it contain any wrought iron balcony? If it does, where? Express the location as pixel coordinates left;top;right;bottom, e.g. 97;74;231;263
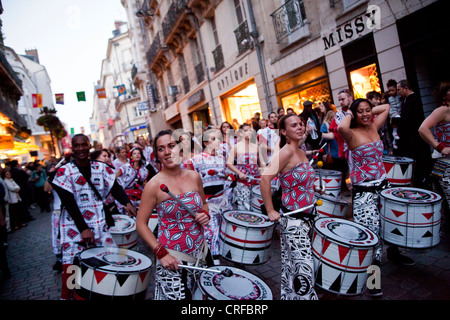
270;0;307;43
161;0;189;41
234;20;251;55
212;44;225;72
195;62;204;84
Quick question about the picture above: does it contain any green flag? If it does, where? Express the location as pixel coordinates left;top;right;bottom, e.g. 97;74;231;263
70;128;74;135
76;91;86;102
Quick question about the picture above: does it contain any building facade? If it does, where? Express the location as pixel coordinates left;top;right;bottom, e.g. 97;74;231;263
121;0;449;139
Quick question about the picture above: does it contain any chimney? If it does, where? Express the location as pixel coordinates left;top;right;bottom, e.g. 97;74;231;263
25;48;40;64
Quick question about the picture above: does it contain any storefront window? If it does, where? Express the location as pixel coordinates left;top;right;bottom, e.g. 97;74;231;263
349;63;381;99
280;80;332;114
222;83;261;126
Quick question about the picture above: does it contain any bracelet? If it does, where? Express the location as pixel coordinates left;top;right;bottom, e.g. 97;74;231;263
153;244;169;260
435;142;446;153
345;112;353;118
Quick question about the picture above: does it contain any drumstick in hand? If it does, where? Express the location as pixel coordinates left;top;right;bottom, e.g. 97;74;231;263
160;184;197;217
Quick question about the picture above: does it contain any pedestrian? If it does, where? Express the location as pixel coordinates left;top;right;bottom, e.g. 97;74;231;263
30;163;51;213
277;106;285;118
136;129;210;300
112;146;129;172
320;110;339;169
115;147;150;212
397;79;433;188
50;134;136;300
328;89;354;194
338;98;415;297
9;160;34;222
367;90;393;155
3;169;25;231
258;115;280;165
227;123;266;211
260;113;320;300
299;100;322;150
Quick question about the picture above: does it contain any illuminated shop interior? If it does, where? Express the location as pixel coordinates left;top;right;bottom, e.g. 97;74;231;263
350;63;382;99
222;82;261;126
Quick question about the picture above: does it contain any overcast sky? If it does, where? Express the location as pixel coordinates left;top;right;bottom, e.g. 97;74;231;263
2;0;128;135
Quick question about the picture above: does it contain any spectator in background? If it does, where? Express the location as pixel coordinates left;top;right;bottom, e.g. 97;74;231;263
3;169;25;231
387;79;402;152
9;161;34;222
367;91;393;155
277;107;285;118
30;164;51;213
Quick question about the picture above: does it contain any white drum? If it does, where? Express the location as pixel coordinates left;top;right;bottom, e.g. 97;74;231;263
193;266;272;300
315;193;349;219
220;210;274;265
110;215;138;249
312;218;379;295
147;209;158;233
380;187;442;248
74;247;152;300
314;169;342;197
251;185;264;212
382;155;414;186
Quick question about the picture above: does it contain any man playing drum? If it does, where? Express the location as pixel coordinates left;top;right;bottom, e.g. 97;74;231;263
50;134;136;300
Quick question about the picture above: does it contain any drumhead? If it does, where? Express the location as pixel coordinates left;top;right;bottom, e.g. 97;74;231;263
110;215;136;234
198;266;272;300
223;210;273;228
315;169;341;176
382;155;414;163
78;247;152;273
314;218;378;247
380;187;441;204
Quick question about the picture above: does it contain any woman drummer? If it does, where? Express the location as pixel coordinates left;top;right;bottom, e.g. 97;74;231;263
136;130;210;300
338;98;414;295
260;113;321;300
115;147;149;212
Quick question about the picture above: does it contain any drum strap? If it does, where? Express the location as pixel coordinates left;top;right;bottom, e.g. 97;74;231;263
166;240;209;266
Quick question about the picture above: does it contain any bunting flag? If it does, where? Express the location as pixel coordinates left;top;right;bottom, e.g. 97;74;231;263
80;127;85;134
76;91;86;102
70;128;75;135
96;88;107;99
32;93;43;108
55;93;64;105
116;84;127;96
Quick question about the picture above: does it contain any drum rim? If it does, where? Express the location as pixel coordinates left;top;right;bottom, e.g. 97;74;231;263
314;169;342;175
77;247;152;273
198;266;272;300
110;215;136;234
380;187;442;204
382;155;414;163
316;193;348;204
313;218;379;247
223;210;274;228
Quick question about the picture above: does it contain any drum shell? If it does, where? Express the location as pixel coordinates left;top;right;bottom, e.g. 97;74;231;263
382;156;414;186
251;185;263;212
220;210;274;265
314;170;342;197
316;194;348;219
74;248;152;300
380;187;441;248
312;218;378;295
110;215;138;249
192;266;272;300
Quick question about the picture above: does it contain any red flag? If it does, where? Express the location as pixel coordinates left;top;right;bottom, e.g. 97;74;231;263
32;93;43;108
96;88;106;99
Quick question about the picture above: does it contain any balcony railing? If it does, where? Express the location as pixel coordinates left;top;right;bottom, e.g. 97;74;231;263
212;44;225;72
161;0;189;41
195;62;204;84
234;20;251;55
270;0;307;43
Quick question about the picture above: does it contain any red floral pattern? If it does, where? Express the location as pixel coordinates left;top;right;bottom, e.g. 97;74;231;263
279;162;315;211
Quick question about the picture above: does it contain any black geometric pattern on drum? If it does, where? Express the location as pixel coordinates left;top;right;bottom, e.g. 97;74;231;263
220;236;271;264
75;261;148;300
280;217;317;300
233;183;252;211
314;263;360;295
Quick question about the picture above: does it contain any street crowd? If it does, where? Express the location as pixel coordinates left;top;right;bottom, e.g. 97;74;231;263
0;77;449;300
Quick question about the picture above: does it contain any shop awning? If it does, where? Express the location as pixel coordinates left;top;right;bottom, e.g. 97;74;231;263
0;140;40;157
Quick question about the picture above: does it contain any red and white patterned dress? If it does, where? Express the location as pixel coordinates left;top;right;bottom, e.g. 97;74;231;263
434;121;450;148
279;162;316;211
349;140;386;185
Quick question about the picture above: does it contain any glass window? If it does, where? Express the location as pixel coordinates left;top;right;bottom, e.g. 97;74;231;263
349;63;382;99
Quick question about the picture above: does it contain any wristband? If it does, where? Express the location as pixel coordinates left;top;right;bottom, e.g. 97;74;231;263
153;244;169;260
435;142;446;153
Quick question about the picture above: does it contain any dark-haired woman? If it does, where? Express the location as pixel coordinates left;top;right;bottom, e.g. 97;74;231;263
260;113;320;300
136;130;210;300
339;98;414;295
227;123;266;211
116;147;149;212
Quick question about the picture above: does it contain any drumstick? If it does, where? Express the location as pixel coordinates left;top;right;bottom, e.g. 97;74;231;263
177;265;233;277
309;142;327;165
159;184;197;217
280;201;322;217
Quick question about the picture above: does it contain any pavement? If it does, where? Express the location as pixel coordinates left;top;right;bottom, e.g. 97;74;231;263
1;195;450;301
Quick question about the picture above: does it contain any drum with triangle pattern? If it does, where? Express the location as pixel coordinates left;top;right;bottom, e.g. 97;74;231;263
110;214;138;249
220;210;274;265
380;187;442;248
73;247;152;300
382;155;414;186
312;217;379;295
314;169;342;197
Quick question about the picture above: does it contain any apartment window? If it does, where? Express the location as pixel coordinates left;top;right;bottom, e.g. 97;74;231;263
343;0;363;10
211;16;219;46
178;53;190;94
234;0;245;24
133;106;144;117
